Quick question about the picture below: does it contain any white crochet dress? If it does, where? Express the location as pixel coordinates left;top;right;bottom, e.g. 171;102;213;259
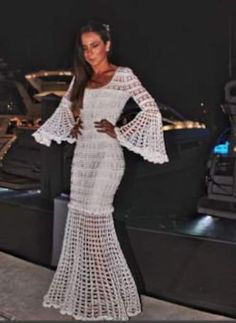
32;66;168;321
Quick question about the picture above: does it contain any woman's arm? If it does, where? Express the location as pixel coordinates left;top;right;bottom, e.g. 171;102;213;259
114;67;169;164
32;77;77;146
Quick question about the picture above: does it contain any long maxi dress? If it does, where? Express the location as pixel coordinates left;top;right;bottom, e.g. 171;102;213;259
32;66;169;321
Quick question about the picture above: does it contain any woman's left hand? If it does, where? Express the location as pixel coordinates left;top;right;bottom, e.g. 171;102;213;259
94;119;117;138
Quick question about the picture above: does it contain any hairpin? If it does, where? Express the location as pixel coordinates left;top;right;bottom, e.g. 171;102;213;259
103;24;110;32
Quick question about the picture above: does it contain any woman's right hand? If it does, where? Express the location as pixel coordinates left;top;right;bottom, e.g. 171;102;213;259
70;119;83;139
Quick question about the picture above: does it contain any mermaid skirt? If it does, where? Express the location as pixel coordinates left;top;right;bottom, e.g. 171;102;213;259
42;140;141;320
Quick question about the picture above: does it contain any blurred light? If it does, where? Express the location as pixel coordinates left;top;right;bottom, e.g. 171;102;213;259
0;188;11;192
213;141;230;155
25;70;73;80
192;215;214;234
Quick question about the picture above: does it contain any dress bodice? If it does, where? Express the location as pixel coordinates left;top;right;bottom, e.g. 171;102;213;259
81;88;129;137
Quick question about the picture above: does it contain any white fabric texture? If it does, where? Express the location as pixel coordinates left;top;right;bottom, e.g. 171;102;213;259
33;66;168;321
32;77;76;146
114;68;168;164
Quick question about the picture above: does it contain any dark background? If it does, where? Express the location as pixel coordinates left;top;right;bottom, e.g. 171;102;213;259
0;0;236;137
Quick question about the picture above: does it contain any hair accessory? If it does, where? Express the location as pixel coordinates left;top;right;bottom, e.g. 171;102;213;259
103;24;110;32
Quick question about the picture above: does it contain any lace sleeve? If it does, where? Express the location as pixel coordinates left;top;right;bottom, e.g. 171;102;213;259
32;77;76;147
114;68;169;164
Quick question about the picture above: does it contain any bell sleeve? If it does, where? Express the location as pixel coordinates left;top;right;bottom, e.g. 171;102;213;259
32;77;76;147
114;68;169;164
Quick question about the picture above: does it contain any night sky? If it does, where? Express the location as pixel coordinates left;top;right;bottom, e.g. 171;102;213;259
0;0;236;136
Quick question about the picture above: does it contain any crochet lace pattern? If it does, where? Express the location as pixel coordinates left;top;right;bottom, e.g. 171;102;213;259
32;78;76;146
33;66;168;321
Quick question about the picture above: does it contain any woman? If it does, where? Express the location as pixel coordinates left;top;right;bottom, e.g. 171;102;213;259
33;21;168;321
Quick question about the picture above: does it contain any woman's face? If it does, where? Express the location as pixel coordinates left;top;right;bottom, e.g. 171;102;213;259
81;32;110;68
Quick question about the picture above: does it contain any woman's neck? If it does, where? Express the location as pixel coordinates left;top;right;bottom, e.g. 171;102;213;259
92;61;115;75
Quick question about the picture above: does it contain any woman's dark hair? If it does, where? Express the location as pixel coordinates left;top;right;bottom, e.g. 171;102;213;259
70;21;111;115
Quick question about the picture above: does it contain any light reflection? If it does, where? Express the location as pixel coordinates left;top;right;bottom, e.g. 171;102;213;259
0;188;11;192
192;215;214;234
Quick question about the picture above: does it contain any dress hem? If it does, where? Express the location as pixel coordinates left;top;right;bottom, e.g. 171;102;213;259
42;301;141;321
32;130;76;147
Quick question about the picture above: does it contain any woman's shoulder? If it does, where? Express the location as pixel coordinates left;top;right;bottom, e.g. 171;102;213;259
116;66;137;82
117;66;133;74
